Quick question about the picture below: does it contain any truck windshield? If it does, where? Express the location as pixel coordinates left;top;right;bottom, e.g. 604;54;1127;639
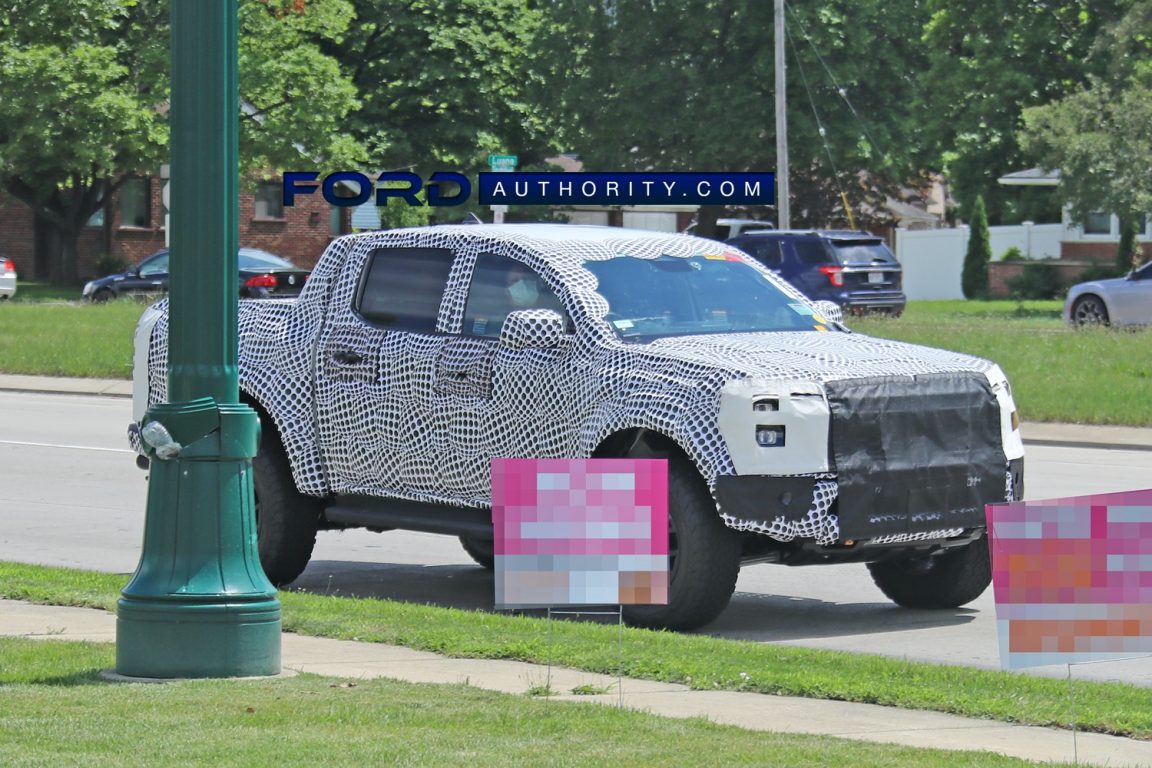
584;254;832;341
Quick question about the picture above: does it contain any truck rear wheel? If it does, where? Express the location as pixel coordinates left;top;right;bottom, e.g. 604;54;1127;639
252;428;321;586
622;456;742;631
867;537;991;609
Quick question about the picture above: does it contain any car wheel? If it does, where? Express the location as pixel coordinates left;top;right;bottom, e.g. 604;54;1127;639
252;425;321;586
92;288;115;303
1071;295;1110;326
459;535;495;570
866;537;991;609
622;455;743;631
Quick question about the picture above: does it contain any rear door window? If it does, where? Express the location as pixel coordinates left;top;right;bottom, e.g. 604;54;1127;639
355;247;454;332
831;240;898;266
792;240;834;266
739;239;784;268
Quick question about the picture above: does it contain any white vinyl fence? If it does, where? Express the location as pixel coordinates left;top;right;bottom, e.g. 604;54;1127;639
895;223;1064;301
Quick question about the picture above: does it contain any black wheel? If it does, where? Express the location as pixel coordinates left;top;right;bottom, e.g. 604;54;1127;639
1071;294;1109;326
867;538;991;609
622;456;743;631
92;288;114;303
252;426;321;586
459;535;495;570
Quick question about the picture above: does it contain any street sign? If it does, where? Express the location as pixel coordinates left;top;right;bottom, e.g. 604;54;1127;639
488;154;518;172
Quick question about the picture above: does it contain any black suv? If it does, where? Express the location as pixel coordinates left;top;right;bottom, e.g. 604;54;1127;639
727;230;906;316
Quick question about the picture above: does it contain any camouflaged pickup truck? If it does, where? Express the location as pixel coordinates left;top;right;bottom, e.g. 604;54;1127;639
133;224;1025;630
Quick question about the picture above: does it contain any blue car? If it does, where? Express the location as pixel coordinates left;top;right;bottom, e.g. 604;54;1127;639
82;247;310;302
726;230;906;316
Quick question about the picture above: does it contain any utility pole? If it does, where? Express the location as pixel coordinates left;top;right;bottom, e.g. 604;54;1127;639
774;0;790;230
116;0;281;679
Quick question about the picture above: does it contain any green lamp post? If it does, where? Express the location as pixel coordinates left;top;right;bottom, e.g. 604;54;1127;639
116;0;281;678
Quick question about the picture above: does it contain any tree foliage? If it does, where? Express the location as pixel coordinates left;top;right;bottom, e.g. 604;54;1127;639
534;0;935;230
0;0;361;283
1020;1;1152;268
324;0;555;178
919;0;1122;223
962;195;991;299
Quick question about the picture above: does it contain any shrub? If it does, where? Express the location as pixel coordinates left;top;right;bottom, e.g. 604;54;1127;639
999;246;1025;261
1075;264;1125;283
94;252;129;277
962;196;991;298
1006;263;1065;300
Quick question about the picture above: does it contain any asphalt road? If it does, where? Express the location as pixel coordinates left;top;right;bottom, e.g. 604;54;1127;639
3;390;1152;686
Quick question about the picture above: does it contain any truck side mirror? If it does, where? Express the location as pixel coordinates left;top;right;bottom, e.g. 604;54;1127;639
500;309;567;350
812;300;844;325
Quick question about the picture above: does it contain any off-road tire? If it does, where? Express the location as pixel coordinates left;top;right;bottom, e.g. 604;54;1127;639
867;538;991;609
622;456;743;631
252;427;321;586
459;535;495;570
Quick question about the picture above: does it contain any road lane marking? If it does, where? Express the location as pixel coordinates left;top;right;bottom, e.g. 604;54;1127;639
0;440;133;454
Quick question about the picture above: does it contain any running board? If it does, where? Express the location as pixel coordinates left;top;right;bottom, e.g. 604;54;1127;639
324;495;493;539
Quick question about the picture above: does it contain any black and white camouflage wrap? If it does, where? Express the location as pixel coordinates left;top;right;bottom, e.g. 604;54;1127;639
138;224;1021;547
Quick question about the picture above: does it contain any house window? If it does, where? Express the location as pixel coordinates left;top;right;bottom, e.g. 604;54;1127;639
254;182;284;219
119;177;150;228
1082;212;1112;235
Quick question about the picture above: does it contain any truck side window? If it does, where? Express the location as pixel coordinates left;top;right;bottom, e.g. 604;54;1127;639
356;247;454;332
463;252;565;338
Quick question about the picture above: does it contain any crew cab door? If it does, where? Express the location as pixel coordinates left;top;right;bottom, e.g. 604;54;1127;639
429;251;579;502
314;245;456;496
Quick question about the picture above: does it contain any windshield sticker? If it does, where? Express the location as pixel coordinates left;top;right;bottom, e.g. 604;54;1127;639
812;314;827;324
613;318;635;330
814;324;828;332
788;303;815;316
472;318;489;335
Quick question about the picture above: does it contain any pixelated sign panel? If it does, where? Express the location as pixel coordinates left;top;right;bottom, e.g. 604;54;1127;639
492;458;668;608
987;489;1152;669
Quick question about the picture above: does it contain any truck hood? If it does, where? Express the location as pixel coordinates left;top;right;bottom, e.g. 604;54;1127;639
641;330;994;383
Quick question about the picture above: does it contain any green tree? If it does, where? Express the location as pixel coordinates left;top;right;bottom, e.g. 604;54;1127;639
323;0;556;210
962;195;991;299
0;0;361;284
919;0;1122;223
1020;2;1152;269
534;0;935;230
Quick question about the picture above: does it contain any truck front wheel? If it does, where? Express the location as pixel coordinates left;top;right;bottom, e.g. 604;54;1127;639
866;537;991;609
622;456;742;631
252;428;321;586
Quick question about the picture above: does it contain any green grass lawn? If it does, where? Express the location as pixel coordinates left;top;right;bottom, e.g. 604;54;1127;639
4;562;1150;741
0;638;1068;768
853;300;1152;426
1;296;1149;425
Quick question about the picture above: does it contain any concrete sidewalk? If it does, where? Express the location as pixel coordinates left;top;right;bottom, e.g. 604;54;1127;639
2;372;1149;452
4;599;1151;767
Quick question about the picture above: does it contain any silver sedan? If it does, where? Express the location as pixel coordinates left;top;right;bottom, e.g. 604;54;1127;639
1064;260;1152;326
0;257;16;300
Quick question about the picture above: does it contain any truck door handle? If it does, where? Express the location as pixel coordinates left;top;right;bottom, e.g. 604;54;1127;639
331;350;364;365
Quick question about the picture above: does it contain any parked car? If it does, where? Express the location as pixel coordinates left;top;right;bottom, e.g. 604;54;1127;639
1063;260;1152;327
726;230;906;316
0;257;16;300
684;218;775;240
82;248;310;302
132;224;1023;631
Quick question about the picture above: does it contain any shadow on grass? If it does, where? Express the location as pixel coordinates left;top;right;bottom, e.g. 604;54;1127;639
0;669;111;687
288;559;978;641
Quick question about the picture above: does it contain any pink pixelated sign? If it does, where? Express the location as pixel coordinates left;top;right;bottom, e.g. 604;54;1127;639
491;458;669;608
987;489;1152;669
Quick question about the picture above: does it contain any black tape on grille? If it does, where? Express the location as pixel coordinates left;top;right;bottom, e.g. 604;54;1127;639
826;372;1006;539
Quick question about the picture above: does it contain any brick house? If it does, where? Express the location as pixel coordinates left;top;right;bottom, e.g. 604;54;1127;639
0;173;351;282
